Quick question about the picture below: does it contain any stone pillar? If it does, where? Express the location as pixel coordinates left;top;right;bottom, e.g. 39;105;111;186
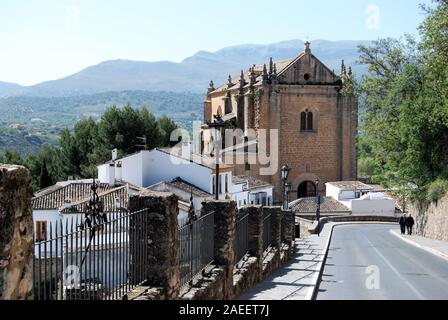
264;207;282;251
202;200;236;299
243;205;263;280
204;98;212;123
281;209;295;256
0;165;33;300
128;191;179;300
236;93;245;130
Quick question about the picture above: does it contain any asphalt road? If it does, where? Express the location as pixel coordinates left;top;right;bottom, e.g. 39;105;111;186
316;224;448;300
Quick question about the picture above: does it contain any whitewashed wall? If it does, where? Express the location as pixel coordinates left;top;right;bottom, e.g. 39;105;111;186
351;199;396;216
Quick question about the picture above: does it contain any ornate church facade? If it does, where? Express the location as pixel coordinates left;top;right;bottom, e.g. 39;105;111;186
200;42;358;202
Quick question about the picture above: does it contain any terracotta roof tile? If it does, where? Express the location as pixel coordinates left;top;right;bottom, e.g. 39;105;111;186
32;182;113;210
289;197;350;213
60;186;129;214
232;175;272;190
326;181;373;191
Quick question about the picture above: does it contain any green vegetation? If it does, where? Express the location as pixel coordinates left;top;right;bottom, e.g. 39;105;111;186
0;90;203;154
0;105;178;191
357;0;448;202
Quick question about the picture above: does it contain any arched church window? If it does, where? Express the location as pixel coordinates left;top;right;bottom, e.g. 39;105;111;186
300;109;314;132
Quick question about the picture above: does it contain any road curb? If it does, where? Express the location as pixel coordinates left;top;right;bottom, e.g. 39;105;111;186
306;223;335;300
308;222;397;300
389;229;448;262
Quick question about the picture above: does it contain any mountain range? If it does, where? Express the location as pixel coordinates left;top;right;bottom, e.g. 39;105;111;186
0;39;370;97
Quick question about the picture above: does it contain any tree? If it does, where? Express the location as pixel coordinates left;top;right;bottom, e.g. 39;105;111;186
158;115;178;147
358;1;448;201
39;159;53;189
0;149;24;165
0;104;178;191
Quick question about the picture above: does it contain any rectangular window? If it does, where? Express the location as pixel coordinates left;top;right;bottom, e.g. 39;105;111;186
212;176;215;195
219;175;222;194
225;174;228;193
36;221;47;242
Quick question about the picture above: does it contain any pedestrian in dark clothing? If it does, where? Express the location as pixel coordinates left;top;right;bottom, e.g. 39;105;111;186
399;214;407;235
406;214;415;235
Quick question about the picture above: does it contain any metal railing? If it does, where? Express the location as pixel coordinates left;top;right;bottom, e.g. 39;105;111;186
233;211;249;267
33;208;149;300
263;212;271;254
179;211;215;288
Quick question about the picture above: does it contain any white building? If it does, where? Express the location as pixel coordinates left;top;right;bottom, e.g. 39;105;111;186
325;181;395;216
97;148;274;210
32;180;142;246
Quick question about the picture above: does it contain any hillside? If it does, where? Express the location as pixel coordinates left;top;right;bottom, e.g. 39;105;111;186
0;39;369;97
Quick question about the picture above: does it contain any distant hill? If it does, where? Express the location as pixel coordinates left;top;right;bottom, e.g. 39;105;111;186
0;90;204;154
0;81;24;97
0;90;204;130
0;39;370;97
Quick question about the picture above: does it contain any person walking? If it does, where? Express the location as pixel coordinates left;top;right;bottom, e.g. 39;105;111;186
406;214;415;235
399;214;407;235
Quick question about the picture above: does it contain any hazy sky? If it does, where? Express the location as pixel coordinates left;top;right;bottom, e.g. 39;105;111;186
0;0;432;86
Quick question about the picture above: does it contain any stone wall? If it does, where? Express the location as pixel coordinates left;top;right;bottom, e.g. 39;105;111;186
128;190;180;299
131;200;296;300
181;204;295;300
0;164;34;300
410;196;448;242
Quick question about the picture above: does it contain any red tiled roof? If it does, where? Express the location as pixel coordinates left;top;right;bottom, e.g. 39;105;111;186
32;182;113;210
326;181;373;191
289;197;350;213
60;186;130;214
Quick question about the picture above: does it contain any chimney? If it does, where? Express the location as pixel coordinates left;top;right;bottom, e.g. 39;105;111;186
108;163;115;187
112;148;118;161
115;161;122;182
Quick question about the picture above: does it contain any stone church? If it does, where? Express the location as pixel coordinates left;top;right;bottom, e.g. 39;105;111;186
200;42;358;203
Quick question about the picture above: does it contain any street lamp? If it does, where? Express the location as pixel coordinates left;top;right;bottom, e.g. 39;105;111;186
208;114;225;200
281;165;290;182
315;178;321;236
284;182;292;209
79;178;107;267
281;165;291;209
187;188;197;286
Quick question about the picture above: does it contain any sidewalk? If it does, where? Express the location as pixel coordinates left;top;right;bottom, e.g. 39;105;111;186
390;229;448;261
239;223;334;300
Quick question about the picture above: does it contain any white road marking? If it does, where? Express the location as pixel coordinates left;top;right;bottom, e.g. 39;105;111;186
365;237;425;300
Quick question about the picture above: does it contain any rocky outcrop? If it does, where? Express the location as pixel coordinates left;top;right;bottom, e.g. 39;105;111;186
0;164;34;300
410;196;448;242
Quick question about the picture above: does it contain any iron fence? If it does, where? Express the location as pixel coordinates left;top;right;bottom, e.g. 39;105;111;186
233;211;249;267
179;211;215;287
33;208;149;300
263;212;271;254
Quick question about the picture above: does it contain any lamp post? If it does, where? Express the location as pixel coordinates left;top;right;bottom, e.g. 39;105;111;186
79;178;107;268
187;188;196;286
315;178;321;236
284;182;292;210
208;114;225;200
281;165;291;210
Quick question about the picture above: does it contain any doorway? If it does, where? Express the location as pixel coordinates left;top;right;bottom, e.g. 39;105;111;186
298;181;317;198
